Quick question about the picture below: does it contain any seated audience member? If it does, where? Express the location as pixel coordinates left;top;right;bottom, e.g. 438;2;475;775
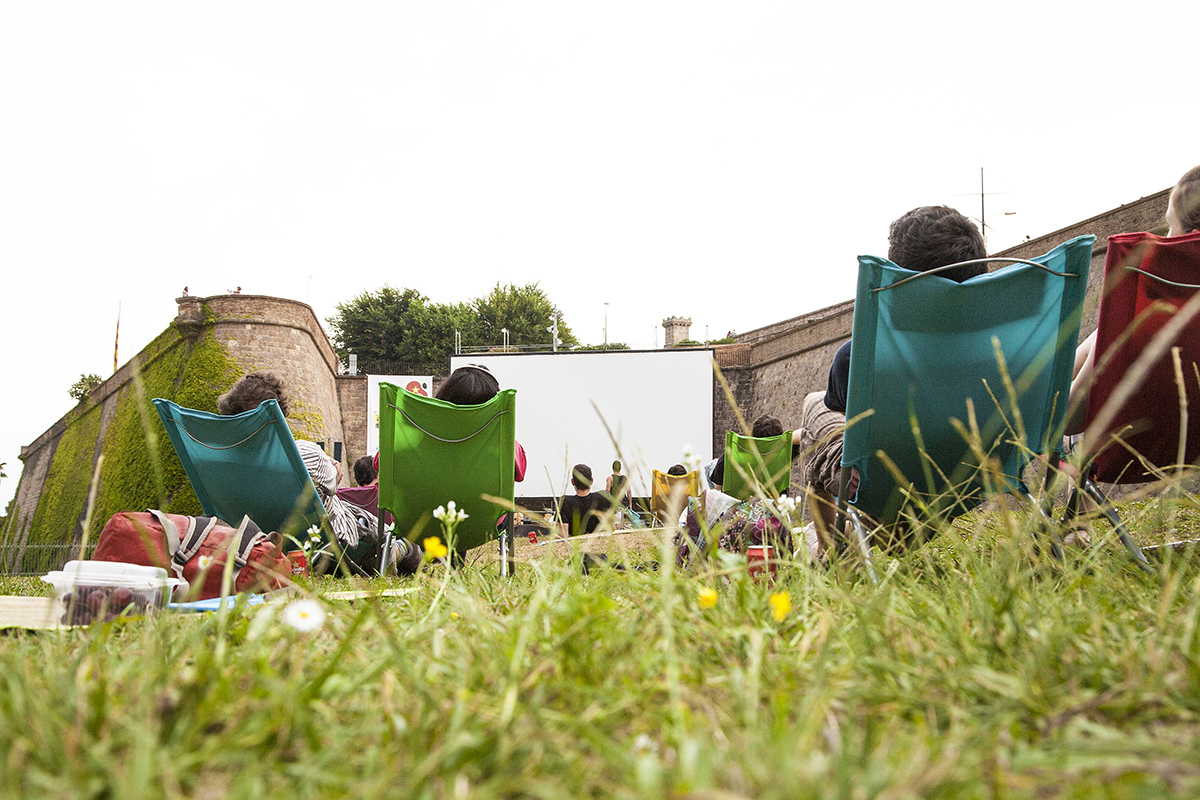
657;460;700;527
435;364;526;535
709;414;802;491
216;371;416;569
1066;164;1200;435
797;205;988;548
337;455;394;527
435;364;528;483
352;455;376;486
558;464;612;537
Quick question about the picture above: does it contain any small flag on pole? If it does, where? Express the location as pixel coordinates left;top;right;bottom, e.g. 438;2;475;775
113;302;121;374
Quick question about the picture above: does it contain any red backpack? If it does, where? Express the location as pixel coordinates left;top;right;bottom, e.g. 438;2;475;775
93;510;295;600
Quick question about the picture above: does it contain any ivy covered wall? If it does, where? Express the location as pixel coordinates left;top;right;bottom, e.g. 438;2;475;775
22;321;241;549
9;293;351;570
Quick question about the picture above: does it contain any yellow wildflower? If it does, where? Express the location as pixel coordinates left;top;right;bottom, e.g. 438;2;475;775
698;587;718;609
769;591;791;622
423;536;449;560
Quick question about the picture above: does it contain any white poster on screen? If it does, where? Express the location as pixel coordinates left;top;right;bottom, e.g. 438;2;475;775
367;375;433;456
450;350;713;499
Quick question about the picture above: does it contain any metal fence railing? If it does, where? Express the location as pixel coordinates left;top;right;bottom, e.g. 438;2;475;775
2;544;93;577
351;360;447;377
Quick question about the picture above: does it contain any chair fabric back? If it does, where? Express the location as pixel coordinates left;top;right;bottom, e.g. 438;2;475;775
153;398;326;540
650;469;701;524
841;235;1094;526
376;384;516;554
722;430;793;500
1088;230;1200;482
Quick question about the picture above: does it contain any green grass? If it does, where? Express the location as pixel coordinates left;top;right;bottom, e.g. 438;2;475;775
3;499;1200;798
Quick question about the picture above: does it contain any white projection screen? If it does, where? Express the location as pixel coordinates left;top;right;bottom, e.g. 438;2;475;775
450;350;714;500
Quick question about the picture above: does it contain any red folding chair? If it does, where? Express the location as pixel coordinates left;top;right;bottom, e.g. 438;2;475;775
1064;230;1200;563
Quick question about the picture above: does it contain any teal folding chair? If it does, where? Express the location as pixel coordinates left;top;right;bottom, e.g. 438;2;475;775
722;430;794;501
835;235;1095;559
376;384;517;573
153;398;327;545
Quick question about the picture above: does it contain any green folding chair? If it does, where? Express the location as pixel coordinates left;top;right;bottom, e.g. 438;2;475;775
835;235;1095;558
722;430;794;501
153;398;326;545
376;383;517;573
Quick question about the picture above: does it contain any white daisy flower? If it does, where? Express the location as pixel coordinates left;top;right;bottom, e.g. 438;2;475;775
632;733;656;756
197;555;214;571
283;599;326;632
434;502;469;525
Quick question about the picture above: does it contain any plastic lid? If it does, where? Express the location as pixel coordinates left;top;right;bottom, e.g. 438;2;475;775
42;560;179;591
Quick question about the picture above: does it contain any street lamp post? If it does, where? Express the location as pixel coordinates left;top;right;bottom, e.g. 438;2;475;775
501;327;509;353
603;302;609;350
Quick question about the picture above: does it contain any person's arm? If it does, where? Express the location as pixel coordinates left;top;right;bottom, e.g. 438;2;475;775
1065;330;1098;436
605;474;614;492
514;441;527;482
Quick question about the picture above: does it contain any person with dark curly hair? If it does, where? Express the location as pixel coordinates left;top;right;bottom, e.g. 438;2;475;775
216;370;290;416
217;371;421;572
797;206;987;548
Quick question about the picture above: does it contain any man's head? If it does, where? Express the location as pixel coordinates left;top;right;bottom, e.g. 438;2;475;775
353;455;377;486
571;464;593;491
751;414;784;438
612;459;622;473
217;371;289;416
887;206;987;282
667;464;687;476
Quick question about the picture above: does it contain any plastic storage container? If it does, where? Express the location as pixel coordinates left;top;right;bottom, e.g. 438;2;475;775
42;560;185;625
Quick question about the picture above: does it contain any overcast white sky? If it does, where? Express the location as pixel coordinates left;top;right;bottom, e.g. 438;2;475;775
2;1;1197;509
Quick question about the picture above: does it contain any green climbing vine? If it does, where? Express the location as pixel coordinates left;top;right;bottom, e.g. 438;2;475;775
24;319;242;547
24;401;104;547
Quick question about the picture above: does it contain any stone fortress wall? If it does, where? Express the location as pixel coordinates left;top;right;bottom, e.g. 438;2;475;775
7;295;352;560
8;188;1174;554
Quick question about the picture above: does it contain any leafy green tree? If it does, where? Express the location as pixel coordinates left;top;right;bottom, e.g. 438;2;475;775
69;373;103;402
572;343;630;351
328;282;578;370
327;287;474;367
473;283;578;350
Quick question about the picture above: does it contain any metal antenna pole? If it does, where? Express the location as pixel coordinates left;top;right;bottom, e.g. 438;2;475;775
980;167;986;250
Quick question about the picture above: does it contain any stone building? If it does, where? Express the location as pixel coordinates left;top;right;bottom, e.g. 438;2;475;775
662;316;693;348
5;295;370;570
